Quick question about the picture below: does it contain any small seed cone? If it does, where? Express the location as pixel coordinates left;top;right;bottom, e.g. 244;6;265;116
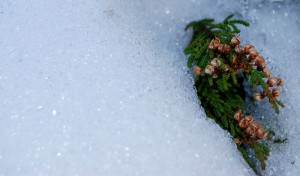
218;44;225;53
234;109;243;122
256;56;266;69
239;119;249;129
250;122;261;130
224;64;230;72
213;73;219;78
244;44;255;54
272;88;280;98
193;66;202;76
211;58;221;67
231;36;240;46
277;78;283;86
223;44;231;53
232;55;238;65
234;138;242;145
256;128;266;139
234;45;244;54
253;93;265;101
245;115;254;124
267;77;278;87
262;68;271;78
205;65;215;75
245;126;255;135
209;39;220;50
249;50;258;58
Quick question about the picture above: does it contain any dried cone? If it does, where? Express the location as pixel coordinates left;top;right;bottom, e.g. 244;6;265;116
208;38;220;50
256;56;264;62
277;78;283;86
249;49;258;58
234;45;244;54
213;73;219;78
245;115;254;124
234;138;242;145
232;55;238;65
250;122;261;130
245;126;255;135
208;40;215;50
256;128;266;139
218;44;225;53
234;109;243;122
267;77;278;87
224;64;230;72
256;56;266;69
223;44;231;53
258;62;266;70
262;68;271;78
231;36;240;46
211;58;221;67
193;66;202;76
253;92;265;101
205;65;215;75
248;56;257;66
272;88;280;98
244;44;255;54
239;119;249;129
248;54;257;62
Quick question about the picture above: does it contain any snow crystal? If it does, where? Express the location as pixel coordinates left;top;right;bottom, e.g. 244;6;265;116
52;110;57;116
0;0;299;176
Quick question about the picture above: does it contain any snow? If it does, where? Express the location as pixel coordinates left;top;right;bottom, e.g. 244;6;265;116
0;0;299;175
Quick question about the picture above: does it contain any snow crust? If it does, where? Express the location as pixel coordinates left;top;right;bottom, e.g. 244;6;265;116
0;0;298;175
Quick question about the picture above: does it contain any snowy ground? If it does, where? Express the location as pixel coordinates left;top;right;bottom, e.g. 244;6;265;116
0;0;299;176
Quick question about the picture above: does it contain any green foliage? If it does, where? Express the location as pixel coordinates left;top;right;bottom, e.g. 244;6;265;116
252;141;270;171
238;145;259;174
230;69;238;85
185;14;249;44
249;69;267;89
230;123;236;137
216;74;230;92
184;14;285;175
185;38;208;68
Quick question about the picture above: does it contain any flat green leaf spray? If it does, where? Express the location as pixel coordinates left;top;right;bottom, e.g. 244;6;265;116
184;15;284;175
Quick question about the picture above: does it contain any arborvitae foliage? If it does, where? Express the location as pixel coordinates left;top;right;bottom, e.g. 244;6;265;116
184;15;284;175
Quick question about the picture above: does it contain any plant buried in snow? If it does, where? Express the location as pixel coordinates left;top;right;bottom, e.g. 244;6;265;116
184;14;284;174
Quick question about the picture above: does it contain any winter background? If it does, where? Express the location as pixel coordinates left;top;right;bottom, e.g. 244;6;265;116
0;0;299;175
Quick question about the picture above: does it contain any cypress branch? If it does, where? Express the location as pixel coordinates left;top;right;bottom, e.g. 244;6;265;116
184;14;285;175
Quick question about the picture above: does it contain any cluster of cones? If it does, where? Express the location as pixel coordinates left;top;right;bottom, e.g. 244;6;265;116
213;36;284;103
193;36;280;82
194;35;284;106
192;35;284;144
233;109;266;144
253;76;283;102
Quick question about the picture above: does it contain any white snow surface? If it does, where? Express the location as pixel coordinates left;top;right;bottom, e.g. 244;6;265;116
0;0;299;176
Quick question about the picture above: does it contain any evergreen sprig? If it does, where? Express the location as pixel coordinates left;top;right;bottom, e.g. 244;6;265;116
184;14;284;175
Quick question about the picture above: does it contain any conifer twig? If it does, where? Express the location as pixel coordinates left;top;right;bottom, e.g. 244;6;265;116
184;14;284;175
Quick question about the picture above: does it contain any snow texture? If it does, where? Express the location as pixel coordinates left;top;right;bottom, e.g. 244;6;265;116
0;0;298;176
